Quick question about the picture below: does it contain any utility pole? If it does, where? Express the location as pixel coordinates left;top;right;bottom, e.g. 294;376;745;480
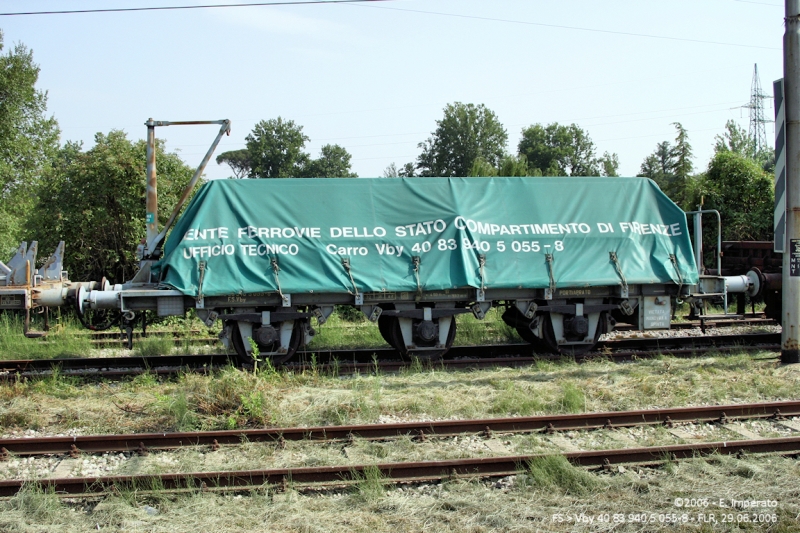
782;0;800;364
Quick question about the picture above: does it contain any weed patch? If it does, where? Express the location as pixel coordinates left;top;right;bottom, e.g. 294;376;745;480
134;335;175;357
350;465;388;502
523;455;602;495
0;313;93;360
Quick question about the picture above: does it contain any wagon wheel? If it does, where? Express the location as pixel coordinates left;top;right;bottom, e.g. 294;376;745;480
544;312;607;356
380;315;457;362
378;313;399;349
407;316;457;362
229;321;301;366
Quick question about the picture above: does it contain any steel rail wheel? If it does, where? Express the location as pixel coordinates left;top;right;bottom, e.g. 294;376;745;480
229;321;301;366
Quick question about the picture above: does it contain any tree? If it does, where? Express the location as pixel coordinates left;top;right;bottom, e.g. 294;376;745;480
714;120;754;157
639;141;673;183
0;32;60;257
694;151;773;241
383;162;399;177
383;162;416;177
468;154;533;177
517;123;615;176
637;123;694;207
714;119;775;174
671;123;693;181
467;157;498;177
599;151;619;177
398;162;416;177
416;103;508;177
28;131;194;282
216;148;250;179
245;117;309;178
298;144;357;178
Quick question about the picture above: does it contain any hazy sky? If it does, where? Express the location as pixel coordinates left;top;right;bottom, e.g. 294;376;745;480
1;0;785;180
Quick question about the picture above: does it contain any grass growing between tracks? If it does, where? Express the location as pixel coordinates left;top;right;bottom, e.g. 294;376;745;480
2;350;800;531
0;350;797;436
1;453;799;532
310;306;519;349
0;307;521;360
0;313;94;360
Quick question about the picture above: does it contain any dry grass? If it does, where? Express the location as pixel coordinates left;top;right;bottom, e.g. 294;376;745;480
2;349;800;531
1;351;798;436
1;453;799;532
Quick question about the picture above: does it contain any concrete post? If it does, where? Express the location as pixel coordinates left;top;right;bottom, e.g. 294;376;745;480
782;0;800;363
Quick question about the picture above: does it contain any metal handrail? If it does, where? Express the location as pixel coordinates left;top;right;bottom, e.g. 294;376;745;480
685;209;722;274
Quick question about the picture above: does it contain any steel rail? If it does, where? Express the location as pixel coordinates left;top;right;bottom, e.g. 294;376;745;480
0;332;782;378
1;436;798;497
5;343;775;380
75;317;774;345
0;332;782;382
1;400;796;457
70;314;770;341
0;353;233;375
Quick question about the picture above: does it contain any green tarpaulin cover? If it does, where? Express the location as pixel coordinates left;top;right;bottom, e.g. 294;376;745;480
158;177;699;298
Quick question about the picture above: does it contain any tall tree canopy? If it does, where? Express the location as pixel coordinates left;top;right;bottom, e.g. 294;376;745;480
468;154;533;177
245;117;309;178
714;119;775;174
638;123;694;207
297;144;357;178
714;120;754;157
383;162;416;177
215;148;250;179
416;103;507;177
694;150;773;242
0;32;60;257
225;119;356;179
517;123;617;176
28;131;194;282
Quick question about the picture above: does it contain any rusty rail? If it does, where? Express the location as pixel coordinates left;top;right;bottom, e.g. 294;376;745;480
0;332;782;379
1;400;796;457
1;436;798;497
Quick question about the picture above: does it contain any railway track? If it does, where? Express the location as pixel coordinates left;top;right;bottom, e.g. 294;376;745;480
74;315;775;347
1;400;796;457
1;400;798;497
1;437;798;497
0;332;781;379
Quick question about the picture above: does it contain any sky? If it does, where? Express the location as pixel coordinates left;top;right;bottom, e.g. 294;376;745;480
0;0;786;180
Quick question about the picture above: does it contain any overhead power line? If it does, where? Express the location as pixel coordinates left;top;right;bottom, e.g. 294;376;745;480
734;0;782;6
351;4;779;50
0;0;387;17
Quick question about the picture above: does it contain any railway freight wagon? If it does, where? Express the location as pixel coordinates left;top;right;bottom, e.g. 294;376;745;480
2;176;759;365
159;176;700;364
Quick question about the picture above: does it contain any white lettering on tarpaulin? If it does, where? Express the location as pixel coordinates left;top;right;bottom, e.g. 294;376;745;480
394;219;447;237
454;216;591;236
183;227;229;240
239;243;299;256
237;226;321;239
618;222;682;237
182;244;235;258
329;227;387;238
375;244;404;256
597;223;614;233
326;244;369;256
